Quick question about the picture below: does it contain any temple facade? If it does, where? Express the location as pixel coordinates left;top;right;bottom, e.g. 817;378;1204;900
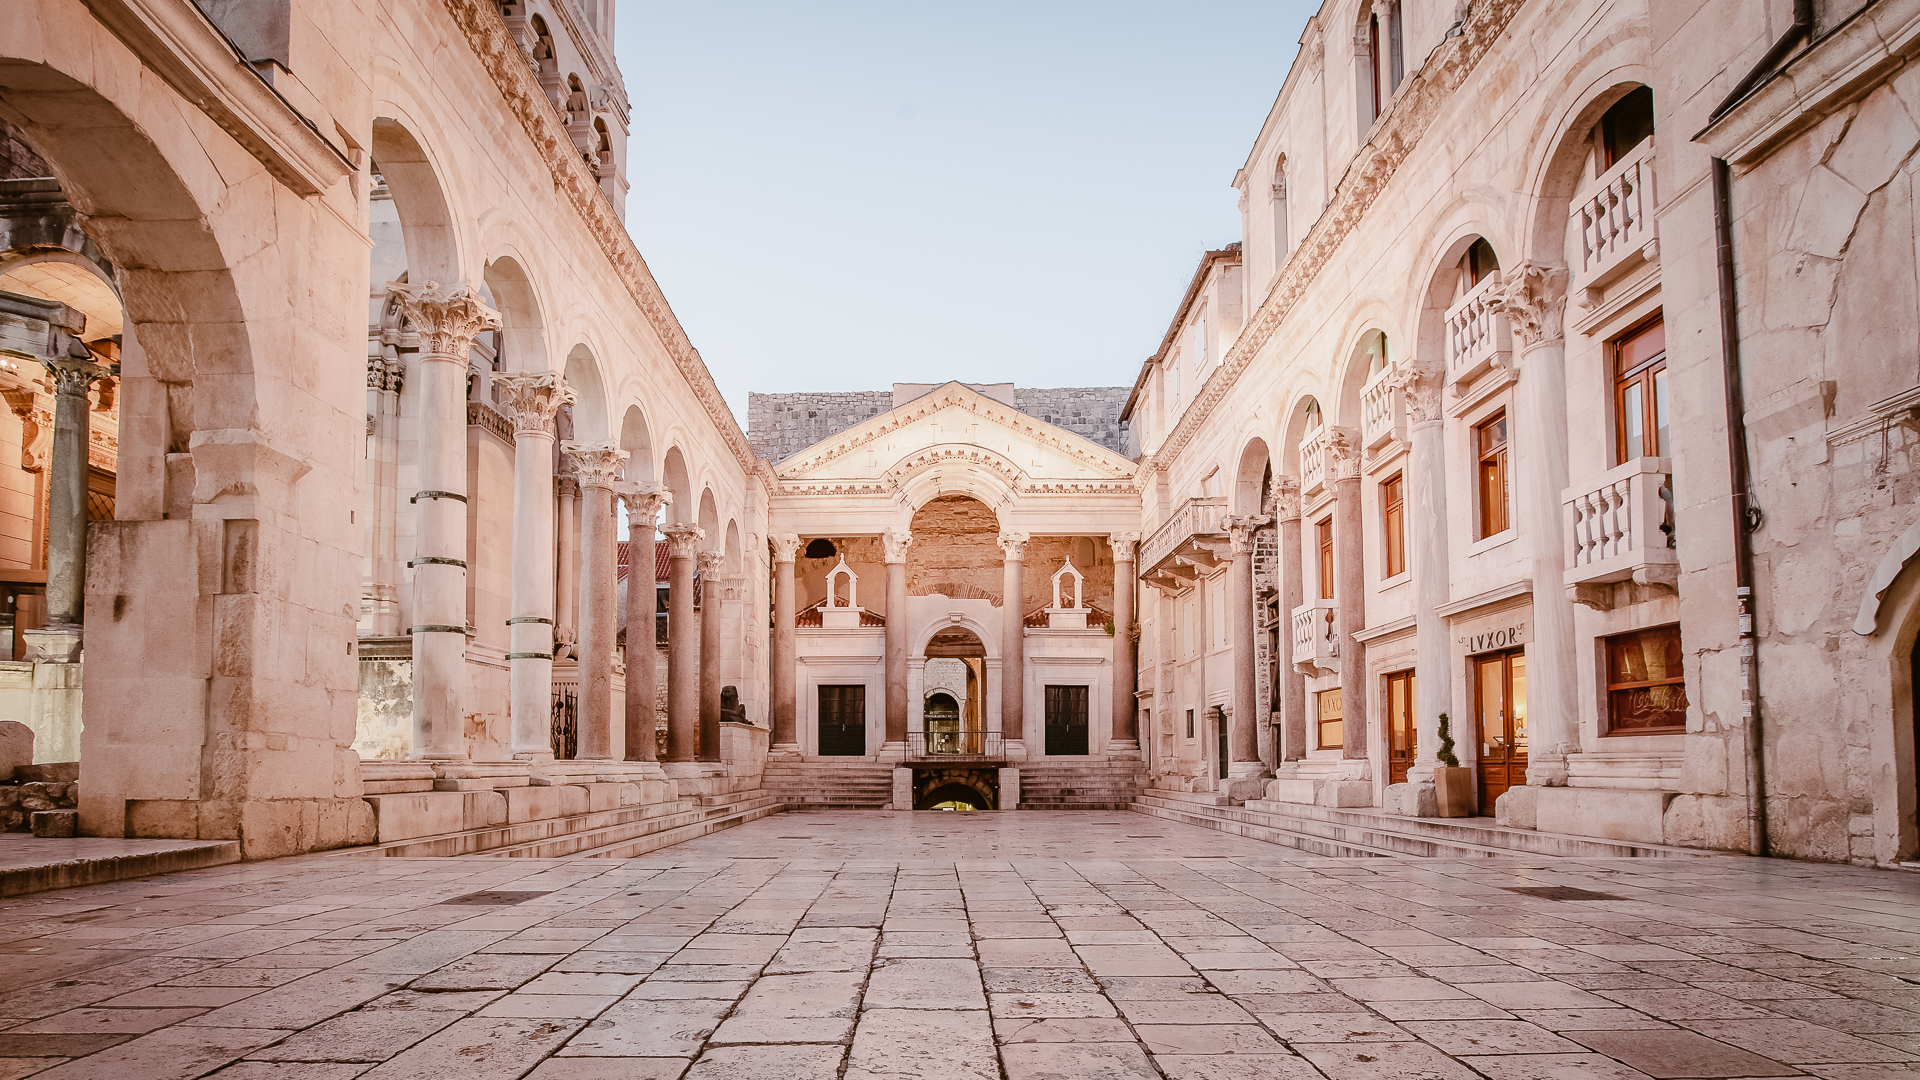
0;0;1915;866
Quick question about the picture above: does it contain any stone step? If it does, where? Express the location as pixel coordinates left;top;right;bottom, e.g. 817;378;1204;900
1131;798;1403;858
0;836;242;898
346;797;695;859
487;794;783;859
572;798;787;858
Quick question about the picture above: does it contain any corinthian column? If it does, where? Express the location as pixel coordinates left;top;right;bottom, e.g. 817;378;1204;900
697;548;725;761
387;281;501;760
883;527;912;752
1108;533;1140;754
617;484;670;764
563;442;627;761
1391;361;1449;804
1328;427;1371;788
37;356;109;655
663;523;704;762
495;372;575;759
1495;263;1577;788
363;354;404;636
1271;479;1306;764
999;532;1029;751
1226;514;1271;786
770;534;801;755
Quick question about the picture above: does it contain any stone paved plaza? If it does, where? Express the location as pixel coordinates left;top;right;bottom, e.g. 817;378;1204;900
0;816;1910;1078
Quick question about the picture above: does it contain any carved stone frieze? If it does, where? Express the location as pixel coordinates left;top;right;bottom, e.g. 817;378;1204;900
494;371;576;436
384;281;502;359
558;441;628;489
1491;261;1571;349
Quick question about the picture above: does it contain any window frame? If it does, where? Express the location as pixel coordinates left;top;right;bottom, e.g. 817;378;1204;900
1315;687;1344;751
1613;315;1669;464
1474;410;1510;540
1385;669;1415;779
1603;623;1688;736
1317;516;1335;600
1381;472;1406;579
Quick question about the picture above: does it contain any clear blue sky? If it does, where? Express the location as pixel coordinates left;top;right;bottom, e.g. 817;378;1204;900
617;1;1319;421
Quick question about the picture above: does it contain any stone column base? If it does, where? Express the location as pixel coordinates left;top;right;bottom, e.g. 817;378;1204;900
1221;776;1269;804
769;742;804;760
1315;780;1373;808
1105;740;1141;759
432;761;533;791
879;741;907;764
21;628;80;664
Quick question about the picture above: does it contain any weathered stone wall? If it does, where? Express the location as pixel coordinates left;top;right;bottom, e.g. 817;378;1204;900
0;120;48;181
905;496;1003;608
748;385;1132;463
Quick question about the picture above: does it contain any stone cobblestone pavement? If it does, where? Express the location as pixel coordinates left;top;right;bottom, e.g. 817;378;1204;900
0;812;1911;1078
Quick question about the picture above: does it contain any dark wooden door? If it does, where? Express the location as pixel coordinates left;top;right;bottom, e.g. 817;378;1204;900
818;685;866;756
1475;649;1528;811
1216;709;1229;780
1386;670;1415;785
1044;685;1089;756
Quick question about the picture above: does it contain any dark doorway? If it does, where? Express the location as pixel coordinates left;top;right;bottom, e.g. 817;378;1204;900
1475;649;1528;811
1216;707;1228;780
818;684;866;756
1044;684;1089;755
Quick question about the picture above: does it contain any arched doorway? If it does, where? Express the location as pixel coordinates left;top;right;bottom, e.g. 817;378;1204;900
924;626;986;755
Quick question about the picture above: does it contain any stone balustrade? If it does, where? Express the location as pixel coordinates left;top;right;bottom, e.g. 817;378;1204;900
1360;361;1402;449
1140;496;1228;576
1290;598;1338;677
1564;456;1677;591
1571;137;1657;290
1444;272;1510;388
1298;426;1332;497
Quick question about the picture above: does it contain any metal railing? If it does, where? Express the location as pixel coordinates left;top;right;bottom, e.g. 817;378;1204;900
906;729;1005;761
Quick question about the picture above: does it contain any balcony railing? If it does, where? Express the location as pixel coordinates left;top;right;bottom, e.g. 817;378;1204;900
907;729;1005;761
1564;456;1676;590
1571;137;1657;290
1291;598;1338;677
1140;496;1228;577
1298;426;1332;497
1445;273;1510;388
1360;362;1403;449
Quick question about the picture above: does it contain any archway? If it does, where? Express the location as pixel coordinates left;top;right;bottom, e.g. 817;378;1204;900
924;626;986;754
906;494;1002;604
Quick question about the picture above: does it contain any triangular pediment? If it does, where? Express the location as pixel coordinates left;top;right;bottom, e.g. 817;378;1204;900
773;381;1138;489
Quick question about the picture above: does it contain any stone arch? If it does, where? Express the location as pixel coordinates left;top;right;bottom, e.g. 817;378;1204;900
482;255;545;376
1412;226;1506;371
916;773;995;810
1518;61;1659;269
724;519;741;576
562;344;608;441
1279;388;1327;474
697;487;718;538
1859;517;1920;862
892;445;1022;511
906;495;1003;605
1234;437;1271;517
661;445;692;523
619;403;655;485
369;118;459;283
1331;321;1394;430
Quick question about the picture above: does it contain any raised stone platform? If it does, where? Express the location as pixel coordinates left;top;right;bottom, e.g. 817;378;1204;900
0;833;240;897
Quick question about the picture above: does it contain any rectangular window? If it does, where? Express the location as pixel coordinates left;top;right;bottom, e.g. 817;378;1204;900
1614;316;1669;463
1381;472;1405;578
1386;669;1415;784
1317;517;1335;599
1475;411;1510;539
1166;363;1180;418
1185;708;1195;740
1605;624;1688;734
1315;688;1344;750
1191;310;1208;372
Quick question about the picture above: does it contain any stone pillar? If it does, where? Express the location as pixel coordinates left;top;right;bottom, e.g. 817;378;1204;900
770;534;801;755
363;353;403;636
999;532;1029;750
1273;480;1305;763
1496;263;1577;789
1394;362;1449;814
495;372;574;760
1108;533;1140;754
388;281;500;761
1328;427;1372;801
883;527;912;752
663;523;703;762
556;478;579;644
31;355;109;661
564;443;626;761
697;548;725;761
1226;515;1270;790
617;485;670;764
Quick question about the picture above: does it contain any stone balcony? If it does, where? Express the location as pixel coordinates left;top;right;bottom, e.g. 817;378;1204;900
1445;273;1510;390
1291;598;1338;677
1298;427;1332;497
1360;361;1403;450
1571;137;1657;295
1564;456;1677;607
1140;496;1228;593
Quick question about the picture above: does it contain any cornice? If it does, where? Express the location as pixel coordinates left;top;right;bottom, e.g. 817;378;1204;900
440;0;755;473
777;381;1137;481
1154;0;1527;470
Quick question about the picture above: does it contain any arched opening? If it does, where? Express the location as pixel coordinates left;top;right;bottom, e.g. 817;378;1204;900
1270;154;1289;267
906;495;1002;604
925;627;986;754
919;781;990;811
661;447;691;524
562;346;607;442
1356;0;1403;133
484;256;545;377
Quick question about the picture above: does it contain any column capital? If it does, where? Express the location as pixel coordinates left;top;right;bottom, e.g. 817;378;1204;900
613;481;669;524
495;371;576;436
42;357;111;397
882;527;913;564
1490;261;1570;349
1107;532;1140;563
1271;476;1302;522
1226;515;1271;555
696;549;726;576
997;531;1030;559
663;523;705;559
1384;360;1445;424
1326;426;1362;481
385;280;502;359
770;533;802;563
559;441;628;489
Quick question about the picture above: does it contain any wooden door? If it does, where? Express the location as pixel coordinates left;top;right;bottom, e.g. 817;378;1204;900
1386;670;1415;785
1475;650;1528;811
1044;685;1089;756
818;685;866;756
1215;709;1228;780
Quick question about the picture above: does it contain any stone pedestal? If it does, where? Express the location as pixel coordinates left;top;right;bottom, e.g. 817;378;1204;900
20;629;81;665
892;767;912;811
998;767;1020;810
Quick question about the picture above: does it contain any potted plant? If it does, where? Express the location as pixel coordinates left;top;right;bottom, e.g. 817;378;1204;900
1433;713;1476;818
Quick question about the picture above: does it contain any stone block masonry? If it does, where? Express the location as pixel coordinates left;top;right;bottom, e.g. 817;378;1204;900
748;384;1132;463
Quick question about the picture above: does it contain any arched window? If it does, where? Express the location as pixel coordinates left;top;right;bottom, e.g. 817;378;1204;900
1305;398;1323;430
1597;86;1655;172
530;15;555;63
1271;155;1290;264
1357;1;1404;133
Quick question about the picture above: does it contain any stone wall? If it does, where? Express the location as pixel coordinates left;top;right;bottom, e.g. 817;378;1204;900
748;385;1132;463
0;121;48;181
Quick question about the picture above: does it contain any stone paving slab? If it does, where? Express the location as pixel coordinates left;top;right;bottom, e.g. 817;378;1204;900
0;812;1906;1077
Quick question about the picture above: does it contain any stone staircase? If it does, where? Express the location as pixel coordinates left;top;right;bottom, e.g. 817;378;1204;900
1132;791;1718;859
1017;760;1148;811
341;790;781;860
762;761;896;809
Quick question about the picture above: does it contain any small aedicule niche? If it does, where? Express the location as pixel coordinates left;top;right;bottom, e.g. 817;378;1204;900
1047;558;1087;629
821;557;863;628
